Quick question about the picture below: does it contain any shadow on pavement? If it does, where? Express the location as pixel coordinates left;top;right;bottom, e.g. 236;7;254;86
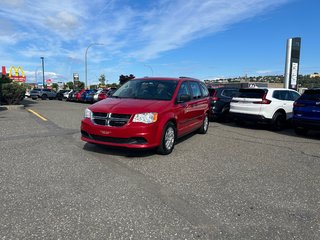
82;131;197;158
216;119;320;140
83;142;156;158
21;98;39;107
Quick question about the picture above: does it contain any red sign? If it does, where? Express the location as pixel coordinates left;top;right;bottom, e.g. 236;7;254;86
10;76;26;82
46;79;52;86
2;66;6;75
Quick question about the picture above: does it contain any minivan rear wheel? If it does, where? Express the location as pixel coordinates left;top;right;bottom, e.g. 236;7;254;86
157;122;176;155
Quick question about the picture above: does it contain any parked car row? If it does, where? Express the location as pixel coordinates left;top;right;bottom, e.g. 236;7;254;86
65;88;117;103
28;87;117;103
208;86;320;136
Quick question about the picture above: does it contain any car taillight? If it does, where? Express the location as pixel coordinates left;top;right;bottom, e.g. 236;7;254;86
294;102;304;107
253;93;271;104
253;99;271;104
212;92;219;101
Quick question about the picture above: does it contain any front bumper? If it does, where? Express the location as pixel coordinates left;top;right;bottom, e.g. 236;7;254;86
81;118;160;149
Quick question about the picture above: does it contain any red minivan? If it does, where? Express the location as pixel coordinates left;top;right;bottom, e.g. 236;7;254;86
81;77;210;154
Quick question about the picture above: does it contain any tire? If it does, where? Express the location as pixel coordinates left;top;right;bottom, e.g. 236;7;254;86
157;122;176;155
41;94;47;100
235;119;245;126
294;127;308;136
271;112;286;131
198;114;209;134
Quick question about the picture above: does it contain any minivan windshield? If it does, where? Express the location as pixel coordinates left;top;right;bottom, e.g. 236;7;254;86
112;79;178;100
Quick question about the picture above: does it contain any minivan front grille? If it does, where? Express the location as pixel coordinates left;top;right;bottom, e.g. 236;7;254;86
92;112;131;127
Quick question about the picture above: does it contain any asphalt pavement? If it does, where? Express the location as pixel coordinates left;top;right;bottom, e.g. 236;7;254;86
0;99;319;239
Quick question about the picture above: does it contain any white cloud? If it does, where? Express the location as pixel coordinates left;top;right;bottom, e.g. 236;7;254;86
130;0;290;60
256;70;274;74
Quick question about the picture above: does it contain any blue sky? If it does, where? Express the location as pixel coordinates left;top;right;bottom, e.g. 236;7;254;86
1;0;319;85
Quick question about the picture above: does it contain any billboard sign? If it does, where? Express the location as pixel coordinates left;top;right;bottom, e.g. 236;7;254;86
46;78;52;86
73;73;79;81
284;37;301;90
9;66;26;82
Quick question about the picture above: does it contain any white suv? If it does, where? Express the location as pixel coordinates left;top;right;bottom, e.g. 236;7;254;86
230;88;300;130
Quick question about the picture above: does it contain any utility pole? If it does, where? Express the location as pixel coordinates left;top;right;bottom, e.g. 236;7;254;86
85;43;104;89
40;57;45;88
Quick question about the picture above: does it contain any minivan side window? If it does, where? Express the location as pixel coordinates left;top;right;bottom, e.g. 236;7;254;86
177;82;191;101
189;81;202;99
199;83;209;97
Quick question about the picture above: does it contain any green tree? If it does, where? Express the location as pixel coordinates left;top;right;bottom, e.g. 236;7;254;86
119;74;135;85
65;81;74;90
78;81;85;89
0;74;12;84
52;83;58;91
99;74;106;86
1;82;26;105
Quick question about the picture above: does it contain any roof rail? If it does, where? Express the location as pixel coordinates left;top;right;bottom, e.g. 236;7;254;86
179;76;198;79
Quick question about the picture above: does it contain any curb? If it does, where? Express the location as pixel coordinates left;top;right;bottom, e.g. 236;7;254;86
0;105;25;111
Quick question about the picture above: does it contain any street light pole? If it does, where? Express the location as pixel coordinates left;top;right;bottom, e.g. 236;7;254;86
144;64;154;76
85;43;104;89
40;57;45;88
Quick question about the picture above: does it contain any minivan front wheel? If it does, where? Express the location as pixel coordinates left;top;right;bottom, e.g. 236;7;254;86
157;122;176;155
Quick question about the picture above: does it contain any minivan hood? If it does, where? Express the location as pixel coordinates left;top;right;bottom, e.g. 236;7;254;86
89;98;170;114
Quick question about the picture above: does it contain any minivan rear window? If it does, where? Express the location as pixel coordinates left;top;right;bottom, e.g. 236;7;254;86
238;89;266;98
300;89;320;101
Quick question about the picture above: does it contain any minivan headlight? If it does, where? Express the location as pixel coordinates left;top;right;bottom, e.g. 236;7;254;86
84;108;92;119
133;113;158;124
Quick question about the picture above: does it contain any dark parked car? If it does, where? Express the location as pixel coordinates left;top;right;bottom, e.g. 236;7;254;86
208;87;239;121
80;89;97;103
30;88;57;100
97;88;117;101
67;90;77;101
74;89;86;102
56;90;70;101
292;88;320;135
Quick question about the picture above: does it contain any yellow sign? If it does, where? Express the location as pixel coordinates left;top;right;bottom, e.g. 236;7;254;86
8;66;26;82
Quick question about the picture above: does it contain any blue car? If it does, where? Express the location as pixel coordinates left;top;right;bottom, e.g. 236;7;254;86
80;89;97;103
292;88;320;135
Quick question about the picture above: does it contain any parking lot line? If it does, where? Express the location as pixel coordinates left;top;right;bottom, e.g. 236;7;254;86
27;109;48;121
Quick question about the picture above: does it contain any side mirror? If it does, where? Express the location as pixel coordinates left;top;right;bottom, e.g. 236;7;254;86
178;94;191;103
